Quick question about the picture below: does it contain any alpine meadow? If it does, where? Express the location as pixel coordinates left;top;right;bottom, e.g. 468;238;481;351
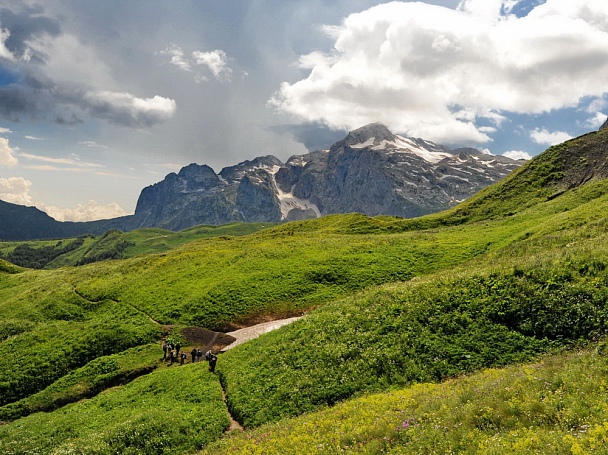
4;129;608;454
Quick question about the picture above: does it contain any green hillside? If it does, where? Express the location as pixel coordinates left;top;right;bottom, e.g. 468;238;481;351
2;130;608;453
0;221;275;269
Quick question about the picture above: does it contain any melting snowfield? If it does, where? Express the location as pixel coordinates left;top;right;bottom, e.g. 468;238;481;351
220;316;302;352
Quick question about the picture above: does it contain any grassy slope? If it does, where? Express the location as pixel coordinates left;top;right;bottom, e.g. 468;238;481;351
204;345;608;454
217;180;608;428
1;131;608;453
0;364;229;455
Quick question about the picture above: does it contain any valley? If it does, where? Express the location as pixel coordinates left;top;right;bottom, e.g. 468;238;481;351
1;129;608;453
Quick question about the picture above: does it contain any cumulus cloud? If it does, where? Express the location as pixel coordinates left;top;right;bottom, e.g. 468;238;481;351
160;44;234;83
0;137;18;166
0;176;32;205
0;175;127;220
0;73;177;127
160;43;191;72
582;112;607;129
39;199;128;222
0;7;176;128
503;150;532;160
192;50;233;82
82;91;177;127
530;128;573;146
271;0;608;145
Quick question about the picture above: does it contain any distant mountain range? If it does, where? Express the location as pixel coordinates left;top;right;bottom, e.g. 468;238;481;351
0;123;525;240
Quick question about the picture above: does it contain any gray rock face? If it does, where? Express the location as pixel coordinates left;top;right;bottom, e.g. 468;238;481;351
127;124;526;230
600;118;608;131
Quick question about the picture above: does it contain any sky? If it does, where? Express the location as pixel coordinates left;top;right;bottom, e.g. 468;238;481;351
1;0;608;221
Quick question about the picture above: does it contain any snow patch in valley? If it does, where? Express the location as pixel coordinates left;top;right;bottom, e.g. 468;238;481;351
270;165;321;220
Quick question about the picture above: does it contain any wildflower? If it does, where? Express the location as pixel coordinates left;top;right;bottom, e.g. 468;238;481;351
400;418;415;430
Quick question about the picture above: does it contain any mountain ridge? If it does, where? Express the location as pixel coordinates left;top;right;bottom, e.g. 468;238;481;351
124;123;525;231
0;123;526;240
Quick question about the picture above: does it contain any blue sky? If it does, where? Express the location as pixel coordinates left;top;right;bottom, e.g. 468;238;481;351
0;0;607;221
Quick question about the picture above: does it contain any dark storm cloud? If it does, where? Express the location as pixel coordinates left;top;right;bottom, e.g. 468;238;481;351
270;123;348;151
0;4;61;62
0;69;176;127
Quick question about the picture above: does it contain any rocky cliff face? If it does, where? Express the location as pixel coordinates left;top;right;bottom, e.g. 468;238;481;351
126;123;525;230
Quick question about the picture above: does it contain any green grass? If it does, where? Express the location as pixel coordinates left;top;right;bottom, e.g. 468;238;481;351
0;344;160;421
2;131;608;454
0;363;229;455
203;344;608;454
216;253;608;428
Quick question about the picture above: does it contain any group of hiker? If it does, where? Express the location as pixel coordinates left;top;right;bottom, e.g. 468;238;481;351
162;339;217;372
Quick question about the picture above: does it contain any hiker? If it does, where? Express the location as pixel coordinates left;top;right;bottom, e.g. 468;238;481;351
170;349;176;364
180;351;187;365
197;348;203;362
190;348;197;363
162;342;168;360
208;352;217;372
205;350;212;361
175;342;181;355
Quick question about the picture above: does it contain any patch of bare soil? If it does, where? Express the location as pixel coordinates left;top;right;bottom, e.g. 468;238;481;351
179;326;236;353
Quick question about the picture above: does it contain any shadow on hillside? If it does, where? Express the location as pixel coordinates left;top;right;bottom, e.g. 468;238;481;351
180;326;236;353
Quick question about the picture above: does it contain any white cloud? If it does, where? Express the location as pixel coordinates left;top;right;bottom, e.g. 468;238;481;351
0;137;18;167
0;177;32;205
192;50;233;82
0;127;12;134
582;112;607;129
503;150;532;160
271;0;608;145
24;135;43;140
79;141;109;149
0;176;128;221
160;43;192;72
458;0;504;20
19;152;104;169
39;199;128;222
530;128;573;145
40;33;114;89
83;91;177;127
160;45;234;83
0;27;15;61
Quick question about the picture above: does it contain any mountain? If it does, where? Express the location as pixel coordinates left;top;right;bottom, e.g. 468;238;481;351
125;123;525;230
0;199;130;241
0;200;88;241
0;123;524;239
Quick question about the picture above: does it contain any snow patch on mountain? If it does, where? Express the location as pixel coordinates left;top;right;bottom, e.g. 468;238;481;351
350;134;453;164
270;165;320;220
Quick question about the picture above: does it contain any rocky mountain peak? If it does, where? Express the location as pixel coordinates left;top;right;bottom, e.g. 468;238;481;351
123;123;525;231
600;117;608;131
330;123;397;151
